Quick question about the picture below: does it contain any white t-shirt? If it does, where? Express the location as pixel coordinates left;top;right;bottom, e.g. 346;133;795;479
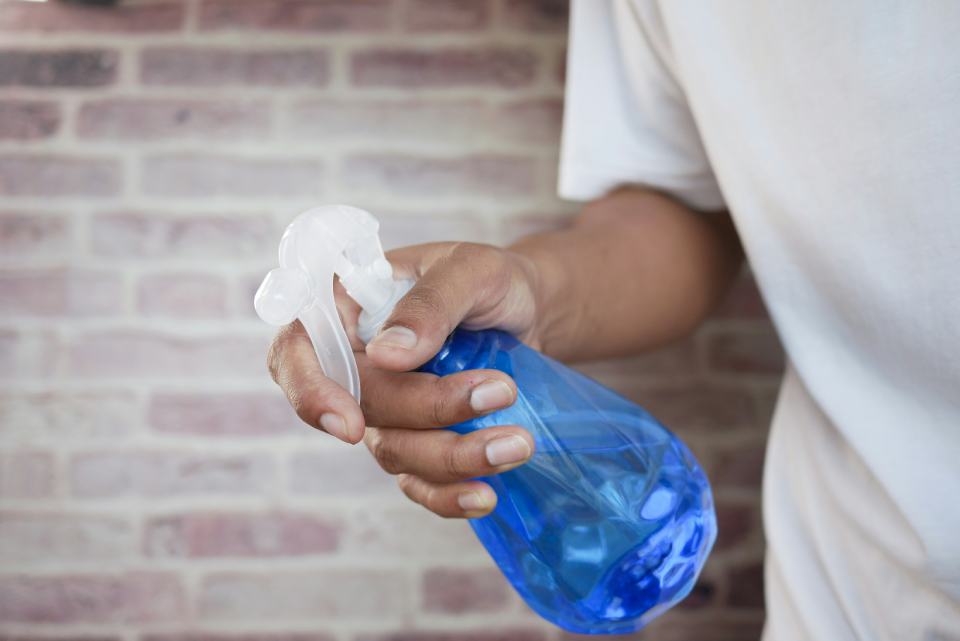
559;2;960;640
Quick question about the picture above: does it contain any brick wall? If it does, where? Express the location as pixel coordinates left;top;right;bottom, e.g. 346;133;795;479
0;1;782;639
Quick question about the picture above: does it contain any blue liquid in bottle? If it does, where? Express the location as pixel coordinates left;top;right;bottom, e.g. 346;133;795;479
420;329;717;635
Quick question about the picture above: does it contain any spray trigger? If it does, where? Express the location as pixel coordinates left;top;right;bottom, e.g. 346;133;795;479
254;205;412;402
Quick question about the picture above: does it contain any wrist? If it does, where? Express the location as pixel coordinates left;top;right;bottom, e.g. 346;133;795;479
506;241;577;359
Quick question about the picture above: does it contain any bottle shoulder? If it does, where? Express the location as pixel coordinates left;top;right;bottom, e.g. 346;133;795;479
421;328;524;376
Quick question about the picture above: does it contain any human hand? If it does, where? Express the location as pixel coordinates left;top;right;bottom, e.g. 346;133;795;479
268;242;542;518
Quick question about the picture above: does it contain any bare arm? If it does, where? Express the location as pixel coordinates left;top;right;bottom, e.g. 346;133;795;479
267;186;742;519
515;186;742;362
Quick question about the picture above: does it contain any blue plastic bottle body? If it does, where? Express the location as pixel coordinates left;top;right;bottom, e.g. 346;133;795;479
419;328;717;635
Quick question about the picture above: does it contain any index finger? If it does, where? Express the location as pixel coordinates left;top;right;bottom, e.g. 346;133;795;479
357;353;517;429
268;320;366;443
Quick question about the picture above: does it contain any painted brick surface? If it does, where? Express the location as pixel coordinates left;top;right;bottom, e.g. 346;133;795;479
198;0;391;32
0;155;121;197
78;98;271;141
351;48;539;88
0;1;184;33
0;101;60;140
0;49;118;87
0;2;778;639
141;47;331;87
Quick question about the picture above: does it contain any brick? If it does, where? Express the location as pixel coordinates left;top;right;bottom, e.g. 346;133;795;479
70;451;274;498
199;570;406;620
351;48;537;89
624;383;757;433
141;47;329;87
727;560;765;608
712;442;766;489
137;272;228;318
404;0;490;31
558;613;765;641
422;567;508;613
0;572;185;623
78;98;269;141
496;98;564;143
0;49;117;87
66;329;268;379
715;502;757;551
378;212;491;249
706;327;785;376
0;452;54;499
0;329;57;380
342;154;537;197
0;155;121;197
500;0;568;32
715;272;768;319
498;211;574;245
0;213;70;258
0;391;138;442
0;100;60;140
0;268;123;317
285;99;489;144
290;447;394;496
141;154;322;198
344;505;484;559
199;0;389;31
91;212;276;260
285;98;561;147
676;577;717;610
148;391;297;437
145;636;334;641
144;511;339;558
0;513;134;562
0;636;118;641
0;1;183;32
359;633;546;641
145;635;334;641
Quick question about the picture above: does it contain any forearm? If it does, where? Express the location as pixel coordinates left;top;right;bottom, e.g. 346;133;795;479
511;187;743;362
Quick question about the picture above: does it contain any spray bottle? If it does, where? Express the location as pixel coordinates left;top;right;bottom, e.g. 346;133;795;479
254;205;717;634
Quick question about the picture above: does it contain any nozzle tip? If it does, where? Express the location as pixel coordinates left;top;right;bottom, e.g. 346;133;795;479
254;267;312;326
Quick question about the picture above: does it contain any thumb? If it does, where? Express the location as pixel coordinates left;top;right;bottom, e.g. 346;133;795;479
365;245;487;371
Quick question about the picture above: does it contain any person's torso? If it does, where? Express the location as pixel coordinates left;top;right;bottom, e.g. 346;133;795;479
623;2;960;639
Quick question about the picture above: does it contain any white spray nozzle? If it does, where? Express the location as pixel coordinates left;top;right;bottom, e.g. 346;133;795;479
254;205;412;401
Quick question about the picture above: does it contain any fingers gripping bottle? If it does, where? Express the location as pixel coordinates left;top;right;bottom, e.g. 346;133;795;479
255;205;717;635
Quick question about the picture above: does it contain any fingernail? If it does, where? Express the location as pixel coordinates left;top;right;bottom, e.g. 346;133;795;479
458;490;491;513
485;435;531;467
370;325;418;350
470;380;514;413
319;412;348;440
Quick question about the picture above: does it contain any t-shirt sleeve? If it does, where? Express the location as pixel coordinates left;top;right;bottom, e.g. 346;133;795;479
558;0;725;212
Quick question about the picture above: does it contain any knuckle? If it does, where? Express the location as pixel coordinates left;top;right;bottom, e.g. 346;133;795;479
423;484;446;517
267;322;303;384
289;373;326;417
396;473;416;495
266;334;285;383
449;242;504;277
448;241;493;264
403;284;447;320
367;432;402;475
442;443;472;479
429;392;453;427
286;383;306;417
397;475;427;509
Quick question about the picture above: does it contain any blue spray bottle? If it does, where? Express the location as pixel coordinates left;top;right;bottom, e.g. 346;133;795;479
254;206;717;634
